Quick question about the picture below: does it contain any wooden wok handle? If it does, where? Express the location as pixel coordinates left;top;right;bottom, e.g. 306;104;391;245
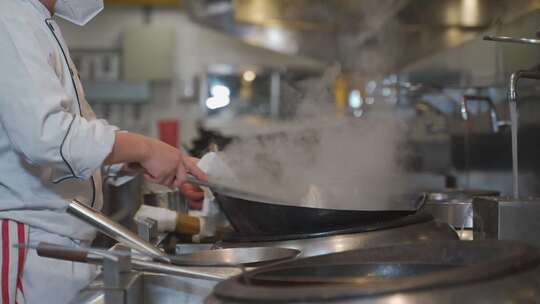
176;214;201;235
36;242;89;263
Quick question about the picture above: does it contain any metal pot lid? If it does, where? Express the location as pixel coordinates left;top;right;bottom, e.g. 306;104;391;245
211;240;540;302
426;189;499;201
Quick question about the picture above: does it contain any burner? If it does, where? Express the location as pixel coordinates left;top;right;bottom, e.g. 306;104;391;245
207;240;540;303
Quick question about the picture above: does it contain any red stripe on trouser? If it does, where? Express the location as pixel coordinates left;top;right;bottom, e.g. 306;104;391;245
2;220;10;304
16;223;25;295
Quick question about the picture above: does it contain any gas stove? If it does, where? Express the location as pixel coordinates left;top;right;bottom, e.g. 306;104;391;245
72;212;458;304
207;240;540;304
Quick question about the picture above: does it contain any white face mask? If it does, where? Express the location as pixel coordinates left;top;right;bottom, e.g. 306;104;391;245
54;0;104;26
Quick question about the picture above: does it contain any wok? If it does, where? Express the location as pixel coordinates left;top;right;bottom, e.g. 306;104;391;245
186;176;427;236
214;192;426;236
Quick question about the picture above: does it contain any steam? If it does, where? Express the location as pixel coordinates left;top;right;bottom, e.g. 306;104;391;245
208;66;413;211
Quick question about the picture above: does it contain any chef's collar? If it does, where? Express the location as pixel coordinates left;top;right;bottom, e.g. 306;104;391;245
28;0;52;19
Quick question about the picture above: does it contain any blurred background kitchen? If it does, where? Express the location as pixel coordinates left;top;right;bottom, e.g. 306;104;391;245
56;0;540;205
49;1;540;303
58;0;540;200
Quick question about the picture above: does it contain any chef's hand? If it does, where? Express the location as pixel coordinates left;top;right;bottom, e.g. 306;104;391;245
104;132;207;190
140;139;208;189
180;180;205;202
178;156;206;203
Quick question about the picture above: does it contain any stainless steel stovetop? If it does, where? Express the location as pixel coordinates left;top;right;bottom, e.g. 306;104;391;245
207;240;540;304
72;212;459;304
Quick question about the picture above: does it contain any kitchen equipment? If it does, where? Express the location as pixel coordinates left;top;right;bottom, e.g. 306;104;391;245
143;189;187;213
207;240;540;303
473;196;540;247
216;192;425;236
34;242;299;267
67;200;299;266
69;206;457;303
185;176;296;207
460;95;509;133
507;69;540;198
216;212;458;258
187;176;427;236
484;34;540;198
423;189;499;240
72;272;221;304
33;242;227;280
63;244;239;304
68;199;166;258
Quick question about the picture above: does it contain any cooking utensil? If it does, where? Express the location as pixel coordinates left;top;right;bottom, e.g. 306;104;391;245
33;242;299;267
31;242;226;280
214;193;427;236
185;175;281;204
67;199;166;258
186;175;427;236
66;200;300;265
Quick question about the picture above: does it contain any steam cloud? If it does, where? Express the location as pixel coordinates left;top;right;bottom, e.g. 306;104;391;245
210;66;413;211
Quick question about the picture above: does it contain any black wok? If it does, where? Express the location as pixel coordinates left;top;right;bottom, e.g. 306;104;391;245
186;176;427;237
214;192;427;237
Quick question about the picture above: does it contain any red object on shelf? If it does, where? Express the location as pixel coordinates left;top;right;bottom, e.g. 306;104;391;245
158;119;179;148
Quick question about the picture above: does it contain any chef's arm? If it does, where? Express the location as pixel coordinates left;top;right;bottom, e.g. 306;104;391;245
103;132;150;165
0;17;206;188
0;17;117;180
104;132;208;188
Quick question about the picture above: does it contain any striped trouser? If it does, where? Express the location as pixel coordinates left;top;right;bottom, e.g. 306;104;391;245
0;220;27;304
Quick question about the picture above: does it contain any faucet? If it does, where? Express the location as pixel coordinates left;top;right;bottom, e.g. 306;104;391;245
508;70;540;106
460;95;509;133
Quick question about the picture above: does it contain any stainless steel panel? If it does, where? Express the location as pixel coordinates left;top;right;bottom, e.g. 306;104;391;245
473;196;540;247
425;202;472;228
71;272;222;304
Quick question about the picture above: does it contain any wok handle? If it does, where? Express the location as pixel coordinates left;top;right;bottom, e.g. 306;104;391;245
176;214;201;235
34;242;226;280
36;242;90;263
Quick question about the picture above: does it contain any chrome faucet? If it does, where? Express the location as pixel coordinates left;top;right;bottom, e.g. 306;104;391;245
484;33;540;198
508;70;540;106
460;95;509;133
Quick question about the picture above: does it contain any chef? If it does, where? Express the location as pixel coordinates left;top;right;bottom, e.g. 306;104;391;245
0;0;206;303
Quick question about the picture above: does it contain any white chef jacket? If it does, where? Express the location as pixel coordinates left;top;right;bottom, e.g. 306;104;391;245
0;0;118;241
